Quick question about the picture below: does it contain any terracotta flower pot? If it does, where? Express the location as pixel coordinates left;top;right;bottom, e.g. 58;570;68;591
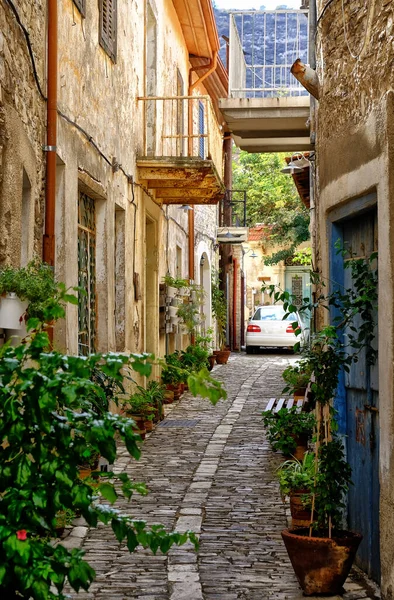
288;433;309;460
281;528;362;596
208;355;216;371
144;420;154;433
215;349;231;364
289;491;312;528
166;383;181;401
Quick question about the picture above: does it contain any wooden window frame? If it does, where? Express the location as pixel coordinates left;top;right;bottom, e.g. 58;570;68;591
73;0;86;17
99;0;118;62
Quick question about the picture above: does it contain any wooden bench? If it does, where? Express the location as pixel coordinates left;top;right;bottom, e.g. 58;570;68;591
264;396;305;413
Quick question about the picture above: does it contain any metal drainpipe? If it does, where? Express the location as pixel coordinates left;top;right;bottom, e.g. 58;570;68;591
43;0;58;267
233;257;237;351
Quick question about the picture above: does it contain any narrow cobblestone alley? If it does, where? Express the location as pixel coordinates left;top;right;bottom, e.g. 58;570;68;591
66;354;380;600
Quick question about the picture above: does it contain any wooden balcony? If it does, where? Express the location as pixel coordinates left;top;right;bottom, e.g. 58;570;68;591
137;96;225;205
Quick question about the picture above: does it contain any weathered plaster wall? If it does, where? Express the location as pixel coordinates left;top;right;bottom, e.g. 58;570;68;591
316;1;394;594
56;0;222;357
0;1;46;265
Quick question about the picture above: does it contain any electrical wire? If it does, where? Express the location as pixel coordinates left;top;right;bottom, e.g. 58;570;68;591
341;0;375;60
4;0;47;100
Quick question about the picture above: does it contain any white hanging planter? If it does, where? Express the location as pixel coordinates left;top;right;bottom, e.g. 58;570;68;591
170;316;180;324
170;298;180;307
168;306;178;318
0;293;28;330
178;287;190;297
166;286;177;298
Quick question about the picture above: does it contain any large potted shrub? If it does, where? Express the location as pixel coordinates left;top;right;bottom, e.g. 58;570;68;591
211;270;230;364
266;248;378;596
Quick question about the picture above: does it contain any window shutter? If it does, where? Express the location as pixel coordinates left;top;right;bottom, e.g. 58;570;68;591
99;0;117;62
73;0;86;16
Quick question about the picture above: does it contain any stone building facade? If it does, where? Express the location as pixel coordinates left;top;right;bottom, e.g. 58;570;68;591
0;0;227;360
314;0;393;595
0;1;46;266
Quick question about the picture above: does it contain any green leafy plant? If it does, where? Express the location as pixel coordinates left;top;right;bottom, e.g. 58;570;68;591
262;407;315;455
180;344;209;372
0;298;203;598
0;259;74;322
163;274;189;289
266;247;378;536
211;270;227;350
282;363;312;395
277;452;315;496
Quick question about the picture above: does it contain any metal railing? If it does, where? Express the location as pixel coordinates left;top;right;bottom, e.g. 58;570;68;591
220;190;247;228
228;10;309;98
138;95;223;175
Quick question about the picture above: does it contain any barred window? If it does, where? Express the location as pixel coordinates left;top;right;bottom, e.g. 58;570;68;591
99;0;117;62
73;0;86;17
78;191;97;356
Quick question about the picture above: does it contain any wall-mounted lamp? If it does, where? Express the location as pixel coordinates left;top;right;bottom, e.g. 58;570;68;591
280;152;314;175
178;204;193;212
200;255;206;266
243;247;258;259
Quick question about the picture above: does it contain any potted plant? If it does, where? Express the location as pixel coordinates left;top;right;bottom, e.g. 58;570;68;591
163;274;190;299
211;270;230;364
262;407;315;460
266;248;378;595
0;259;59;330
282;363;312;399
277;453;315;528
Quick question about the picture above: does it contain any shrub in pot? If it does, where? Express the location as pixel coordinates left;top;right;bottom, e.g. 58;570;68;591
281;363;312;398
211;270;230;363
262;407;315;459
266;247;378;595
277;453;315;528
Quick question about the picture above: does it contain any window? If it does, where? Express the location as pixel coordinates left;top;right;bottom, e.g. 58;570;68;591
78;191;97;355
73;0;86;17
252;306;295;321
99;0;117;62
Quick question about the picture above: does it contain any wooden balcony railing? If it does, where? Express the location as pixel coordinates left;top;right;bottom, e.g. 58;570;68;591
137;95;223;177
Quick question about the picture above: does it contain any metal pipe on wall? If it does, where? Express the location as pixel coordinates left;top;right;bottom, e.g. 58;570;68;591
43;0;58;267
233;257;237;351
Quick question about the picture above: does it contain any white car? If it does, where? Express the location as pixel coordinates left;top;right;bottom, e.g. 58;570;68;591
245;305;305;353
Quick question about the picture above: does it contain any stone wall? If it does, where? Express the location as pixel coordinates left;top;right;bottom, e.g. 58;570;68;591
316;1;394;596
0;1;46;265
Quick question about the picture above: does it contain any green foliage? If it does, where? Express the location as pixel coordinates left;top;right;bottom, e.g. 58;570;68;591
163;275;189;289
232;151;310;261
267;248;378;532
314;438;352;530
211;270;227;350
281;363;312;395
262;408;315;455
181;344;209;372
0;259;77;323
187;368;227;405
277;452;315;496
0;304;198;598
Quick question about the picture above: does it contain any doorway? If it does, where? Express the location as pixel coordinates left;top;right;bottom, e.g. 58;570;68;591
330;201;379;582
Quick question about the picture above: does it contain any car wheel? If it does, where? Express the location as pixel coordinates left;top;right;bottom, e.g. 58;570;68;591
245;346;254;354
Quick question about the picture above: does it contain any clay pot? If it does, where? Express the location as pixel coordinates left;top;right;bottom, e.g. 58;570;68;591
281;528;362;596
289;491;312;528
144;420;154;433
166;383;182;401
130;415;146;440
289;434;309;460
215;349;231;364
208;355;216;371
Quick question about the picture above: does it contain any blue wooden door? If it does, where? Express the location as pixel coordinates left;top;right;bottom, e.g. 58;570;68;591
333;209;380;582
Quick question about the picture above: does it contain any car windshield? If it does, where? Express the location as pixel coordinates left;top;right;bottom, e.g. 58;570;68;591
252;307;296;322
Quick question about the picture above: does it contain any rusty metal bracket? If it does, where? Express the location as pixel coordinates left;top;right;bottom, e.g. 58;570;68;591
364;404;379;413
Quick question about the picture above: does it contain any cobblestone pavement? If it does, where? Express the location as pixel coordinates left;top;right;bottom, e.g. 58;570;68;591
65;352;380;600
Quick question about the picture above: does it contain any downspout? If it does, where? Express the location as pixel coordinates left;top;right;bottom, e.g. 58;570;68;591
43;0;58;267
187;50;218;283
233;257;237;351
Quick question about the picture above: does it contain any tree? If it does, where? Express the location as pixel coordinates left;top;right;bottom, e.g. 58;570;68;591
232;151;310;264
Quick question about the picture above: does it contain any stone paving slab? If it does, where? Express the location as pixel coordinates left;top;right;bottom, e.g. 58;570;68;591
63;353;380;600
